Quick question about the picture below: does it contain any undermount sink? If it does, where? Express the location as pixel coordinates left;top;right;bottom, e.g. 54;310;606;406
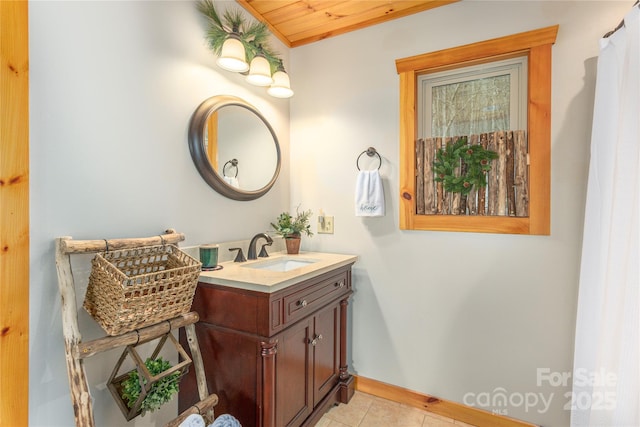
243;257;319;272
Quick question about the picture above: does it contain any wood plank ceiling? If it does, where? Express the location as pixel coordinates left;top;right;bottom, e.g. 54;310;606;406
236;0;459;47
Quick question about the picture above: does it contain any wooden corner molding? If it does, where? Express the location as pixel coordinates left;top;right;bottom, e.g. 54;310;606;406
1;1;30;426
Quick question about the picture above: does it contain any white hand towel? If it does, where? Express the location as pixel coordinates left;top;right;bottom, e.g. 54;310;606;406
355;170;385;217
223;176;240;188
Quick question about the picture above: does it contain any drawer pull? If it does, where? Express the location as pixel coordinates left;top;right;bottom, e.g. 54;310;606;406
297;299;308;307
308;334;323;346
335;281;345;288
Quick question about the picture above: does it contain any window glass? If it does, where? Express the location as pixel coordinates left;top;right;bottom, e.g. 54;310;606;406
418;57;527;138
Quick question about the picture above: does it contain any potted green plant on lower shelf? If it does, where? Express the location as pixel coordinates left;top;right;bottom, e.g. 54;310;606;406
271;206;313;254
120;357;181;416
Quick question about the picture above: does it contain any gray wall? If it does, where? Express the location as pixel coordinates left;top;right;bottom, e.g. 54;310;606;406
28;1;631;426
29;1;288;425
289;2;629;426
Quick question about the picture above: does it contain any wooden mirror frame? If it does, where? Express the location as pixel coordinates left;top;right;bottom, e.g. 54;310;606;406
188;95;282;201
396;26;558;235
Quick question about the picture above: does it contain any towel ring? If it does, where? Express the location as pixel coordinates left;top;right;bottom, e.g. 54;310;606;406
223;159;239;178
356;147;381;171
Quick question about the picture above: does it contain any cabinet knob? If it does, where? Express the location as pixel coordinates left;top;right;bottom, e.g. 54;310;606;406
308;334;323;346
298;299;308;307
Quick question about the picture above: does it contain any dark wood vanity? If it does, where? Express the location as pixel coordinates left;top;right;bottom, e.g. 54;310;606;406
179;260;355;427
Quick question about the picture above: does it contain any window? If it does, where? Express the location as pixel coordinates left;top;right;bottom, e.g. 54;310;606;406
396;26;558;235
419;57;527;138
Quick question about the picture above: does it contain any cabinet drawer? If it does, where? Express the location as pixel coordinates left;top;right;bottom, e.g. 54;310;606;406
283;272;349;325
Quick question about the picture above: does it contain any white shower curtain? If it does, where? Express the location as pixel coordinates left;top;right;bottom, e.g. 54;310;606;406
571;5;640;427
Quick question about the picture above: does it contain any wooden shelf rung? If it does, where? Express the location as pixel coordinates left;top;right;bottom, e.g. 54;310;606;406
74;312;199;359
60;229;185;255
164;394;219;427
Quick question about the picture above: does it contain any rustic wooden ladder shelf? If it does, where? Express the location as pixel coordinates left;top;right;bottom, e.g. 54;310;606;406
55;229;217;427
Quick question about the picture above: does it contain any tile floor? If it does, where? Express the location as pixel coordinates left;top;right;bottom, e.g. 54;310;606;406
314;392;477;427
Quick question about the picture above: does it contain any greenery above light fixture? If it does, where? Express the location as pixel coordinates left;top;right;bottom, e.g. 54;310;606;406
197;0;281;74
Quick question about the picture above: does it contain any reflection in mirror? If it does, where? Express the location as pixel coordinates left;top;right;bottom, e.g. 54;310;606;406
220;159;239;188
204;106;278;190
189;95;281;201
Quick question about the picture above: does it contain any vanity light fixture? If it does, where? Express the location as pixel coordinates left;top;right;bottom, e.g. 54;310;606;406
267;60;294;99
246;51;273;86
197;0;294;98
216;32;249;73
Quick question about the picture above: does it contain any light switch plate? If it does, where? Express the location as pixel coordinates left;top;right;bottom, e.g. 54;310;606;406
318;216;334;234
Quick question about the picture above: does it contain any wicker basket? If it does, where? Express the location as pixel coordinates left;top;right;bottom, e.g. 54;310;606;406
84;244;201;336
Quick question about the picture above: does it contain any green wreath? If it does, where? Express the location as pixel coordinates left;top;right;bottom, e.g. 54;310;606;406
433;138;498;195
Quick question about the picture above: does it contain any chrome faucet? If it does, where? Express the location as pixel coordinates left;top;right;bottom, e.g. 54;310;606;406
247;233;273;260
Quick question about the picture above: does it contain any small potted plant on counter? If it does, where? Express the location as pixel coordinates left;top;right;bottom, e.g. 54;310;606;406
271;206;313;254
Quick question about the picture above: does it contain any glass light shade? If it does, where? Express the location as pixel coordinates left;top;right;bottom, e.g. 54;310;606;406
246;55;273;86
216;35;249;72
267;70;294;98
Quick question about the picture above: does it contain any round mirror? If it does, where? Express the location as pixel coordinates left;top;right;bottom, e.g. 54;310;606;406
188;95;281;201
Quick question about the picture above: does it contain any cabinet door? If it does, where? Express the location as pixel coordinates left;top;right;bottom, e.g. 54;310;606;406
312;302;340;407
276;317;313;427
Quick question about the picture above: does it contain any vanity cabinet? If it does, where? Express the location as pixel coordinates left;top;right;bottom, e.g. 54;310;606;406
178;263;355;427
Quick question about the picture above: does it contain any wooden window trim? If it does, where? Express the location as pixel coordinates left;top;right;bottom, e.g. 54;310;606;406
396;26;558;235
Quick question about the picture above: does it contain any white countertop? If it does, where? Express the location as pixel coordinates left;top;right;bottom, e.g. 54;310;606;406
198;251;357;293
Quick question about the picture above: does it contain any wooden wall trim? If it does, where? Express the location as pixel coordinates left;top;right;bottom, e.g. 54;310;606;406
395;25;559;74
355;376;539;427
0;1;30;426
